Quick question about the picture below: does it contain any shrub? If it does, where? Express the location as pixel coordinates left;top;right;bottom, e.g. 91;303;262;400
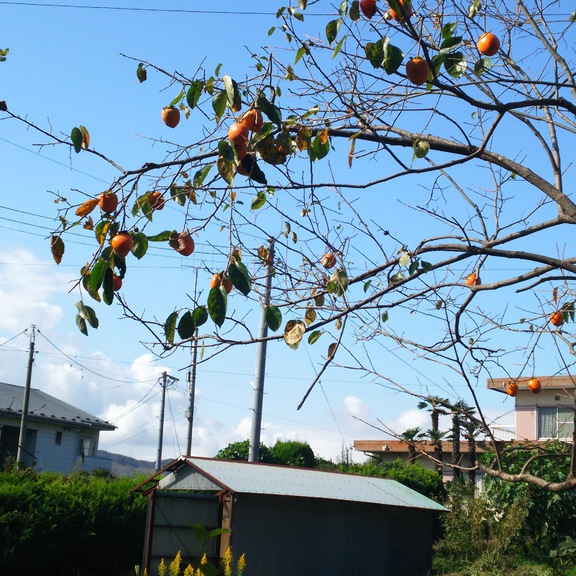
0;468;147;576
269;439;315;468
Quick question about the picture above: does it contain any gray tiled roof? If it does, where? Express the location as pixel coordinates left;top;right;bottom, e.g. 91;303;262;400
0;382;115;431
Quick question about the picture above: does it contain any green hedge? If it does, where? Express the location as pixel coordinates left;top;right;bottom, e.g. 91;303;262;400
0;468;147;576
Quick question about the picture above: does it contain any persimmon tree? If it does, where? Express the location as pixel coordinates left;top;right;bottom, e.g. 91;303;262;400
4;0;576;489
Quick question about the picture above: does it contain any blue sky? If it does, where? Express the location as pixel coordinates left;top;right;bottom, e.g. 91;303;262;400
0;0;533;463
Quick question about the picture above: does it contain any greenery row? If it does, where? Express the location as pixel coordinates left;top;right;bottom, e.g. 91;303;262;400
2;440;576;575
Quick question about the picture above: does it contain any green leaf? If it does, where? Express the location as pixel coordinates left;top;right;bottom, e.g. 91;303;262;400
212;90;228;123
365;40;384;69
298;0;308;8
178;311;195;340
219;140;236;162
474;57;492;75
326;268;349;296
408;260;419;275
441;22;458;40
76;313;88;336
193;305;209;328
90;258;109;293
326;18;341;45
228;261;252;296
76;301;99;329
186;80;204;109
71;127;83;153
102;268;114;306
333;35;347;58
382;38;404;74
382;311;389;322
256;92;282;126
265;305;282;332
136;63;147;83
165;311;178;344
310;132;330;161
251;191;267;210
421;261;432;272
147;230;174;242
308;330;323;344
208;287;227;327
223;75;241;111
364;280;372;292
444;52;467;78
169;91;184;107
132;232;148;260
439;36;463;53
350;0;360;21
295;46;308;64
217;157;235;186
283;319;306;350
193;165;212;187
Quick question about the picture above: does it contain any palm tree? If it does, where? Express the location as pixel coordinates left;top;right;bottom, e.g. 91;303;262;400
451;400;477;481
400;427;423;464
418;396;449;475
462;420;480;486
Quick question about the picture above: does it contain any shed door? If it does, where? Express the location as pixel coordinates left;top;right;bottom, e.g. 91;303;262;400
146;491;220;576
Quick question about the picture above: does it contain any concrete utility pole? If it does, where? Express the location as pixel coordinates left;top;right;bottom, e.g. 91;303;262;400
249;239;275;463
156;371;178;471
17;325;36;468
185;330;198;456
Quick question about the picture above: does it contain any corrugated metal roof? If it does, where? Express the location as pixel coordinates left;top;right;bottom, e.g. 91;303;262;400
0;382;115;431
157;456;447;512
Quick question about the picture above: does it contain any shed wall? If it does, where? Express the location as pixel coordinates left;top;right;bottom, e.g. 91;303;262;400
229;493;435;576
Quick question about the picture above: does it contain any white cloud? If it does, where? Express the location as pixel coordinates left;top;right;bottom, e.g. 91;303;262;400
0;248;71;332
385;408;430;436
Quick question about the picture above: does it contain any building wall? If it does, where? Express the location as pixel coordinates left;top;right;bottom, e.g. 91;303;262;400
230;493;436;576
515;389;575;441
0;415;107;473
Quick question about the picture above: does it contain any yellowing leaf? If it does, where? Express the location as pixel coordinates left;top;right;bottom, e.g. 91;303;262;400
75;198;98;217
305;306;317;326
79;125;90;149
283;319;306;350
50;235;65;265
318;128;329;145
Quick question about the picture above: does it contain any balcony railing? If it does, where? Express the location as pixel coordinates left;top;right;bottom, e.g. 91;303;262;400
488;425;516;441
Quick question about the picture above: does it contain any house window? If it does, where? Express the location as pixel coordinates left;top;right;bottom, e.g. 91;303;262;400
55;431;62;445
538;406;575;439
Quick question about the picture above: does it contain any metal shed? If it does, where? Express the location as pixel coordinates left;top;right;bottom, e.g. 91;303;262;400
138;456;446;576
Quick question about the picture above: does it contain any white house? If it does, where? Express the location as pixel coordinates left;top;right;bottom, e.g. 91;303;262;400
0;381;115;473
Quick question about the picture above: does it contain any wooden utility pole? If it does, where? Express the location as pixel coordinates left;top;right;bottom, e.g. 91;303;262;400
249;239;275;463
17;325;36;468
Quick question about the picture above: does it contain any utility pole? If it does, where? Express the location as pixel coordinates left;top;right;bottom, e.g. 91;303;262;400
17;325;36;468
185;330;198;456
156;371;178;471
249;239;275;463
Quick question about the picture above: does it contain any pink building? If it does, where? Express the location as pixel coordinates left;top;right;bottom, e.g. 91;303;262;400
354;375;575;479
487;375;575;442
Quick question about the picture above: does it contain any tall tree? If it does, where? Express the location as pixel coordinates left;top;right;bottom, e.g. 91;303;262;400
5;0;576;490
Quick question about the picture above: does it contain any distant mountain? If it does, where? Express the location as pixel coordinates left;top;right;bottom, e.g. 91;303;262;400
97;450;175;477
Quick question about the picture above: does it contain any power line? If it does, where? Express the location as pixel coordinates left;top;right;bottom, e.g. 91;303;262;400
0;1;331;16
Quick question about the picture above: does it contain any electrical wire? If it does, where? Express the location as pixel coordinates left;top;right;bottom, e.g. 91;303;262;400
0;1;332;16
